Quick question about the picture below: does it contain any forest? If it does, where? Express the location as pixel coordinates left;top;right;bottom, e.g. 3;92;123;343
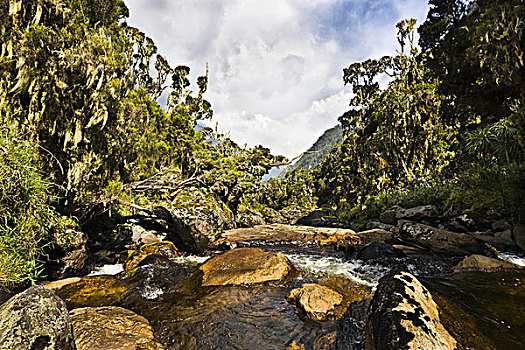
1;1;524;349
1;0;523;288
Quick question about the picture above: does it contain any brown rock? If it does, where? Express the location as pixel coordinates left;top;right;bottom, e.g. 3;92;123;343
365;271;456;350
124;241;182;271
41;277;82;292
198;247;294;286
453;254;522;272
53;276;128;309
214;223;358;247
287;283;343;321
70;306;159;350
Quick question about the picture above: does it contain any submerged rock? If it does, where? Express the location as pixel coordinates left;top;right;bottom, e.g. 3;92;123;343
365;271;456;350
287;283;343;321
355;242;405;261
53;275;129;309
70;306;162;350
197;247;295;286
0;285;75;350
453;254;522;272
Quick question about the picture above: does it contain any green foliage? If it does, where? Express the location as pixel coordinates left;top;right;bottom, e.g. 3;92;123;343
320;20;452;213
0;126;64;286
255;168;317;211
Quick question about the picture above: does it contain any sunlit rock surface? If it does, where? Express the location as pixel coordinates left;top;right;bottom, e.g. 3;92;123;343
0;286;75;350
197;247;294;286
365;271;456;350
454;254;522;272
287;283;343;321
70;306;162;350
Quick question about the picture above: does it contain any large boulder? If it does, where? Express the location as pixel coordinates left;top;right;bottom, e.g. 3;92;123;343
365;271;456;350
168;187;235;245
236;205;266;228
396;205;440;224
398;221;481;255
0;285;75;350
70;306;162;350
214;223;358;248
196;247;295;286
287;283;343;321
453;254;522;272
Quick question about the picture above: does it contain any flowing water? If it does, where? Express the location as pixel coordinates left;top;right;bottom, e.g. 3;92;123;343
84;247;525;349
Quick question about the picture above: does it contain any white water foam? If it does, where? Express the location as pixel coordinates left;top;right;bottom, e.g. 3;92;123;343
172;255;210;265
499;252;525;267
284;253;389;287
141;285;165;300
88;263;124;276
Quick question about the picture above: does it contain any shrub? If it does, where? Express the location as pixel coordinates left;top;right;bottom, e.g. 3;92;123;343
0;126;63;288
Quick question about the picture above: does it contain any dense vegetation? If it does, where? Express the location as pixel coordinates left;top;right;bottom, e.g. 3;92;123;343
0;0;282;287
264;0;524;223
0;0;523;287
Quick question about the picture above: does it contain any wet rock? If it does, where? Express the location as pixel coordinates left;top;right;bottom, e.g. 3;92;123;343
355;242;405;261
398;221;481;255
317;275;373;307
492;219;512;232
124;241;182;271
70;306;161;350
513;225;525;252
335;299;370;350
365;271;456;350
53;275;129;309
236;205;266;228
364;221;394;231
197;247;294;286
214;223;358;248
396;205;440;224
287;284;343;321
296;209;347;228
0;285;75;350
453;254;522;272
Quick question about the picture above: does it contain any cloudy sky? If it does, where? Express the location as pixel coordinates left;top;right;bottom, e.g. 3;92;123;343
125;0;429;158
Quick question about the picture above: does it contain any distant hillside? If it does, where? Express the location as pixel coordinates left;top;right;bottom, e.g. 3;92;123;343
289;124;344;171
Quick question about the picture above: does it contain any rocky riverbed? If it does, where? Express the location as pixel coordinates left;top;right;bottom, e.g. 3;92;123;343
1;205;524;349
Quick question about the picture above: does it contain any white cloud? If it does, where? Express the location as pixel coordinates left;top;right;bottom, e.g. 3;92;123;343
125;0;429;157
